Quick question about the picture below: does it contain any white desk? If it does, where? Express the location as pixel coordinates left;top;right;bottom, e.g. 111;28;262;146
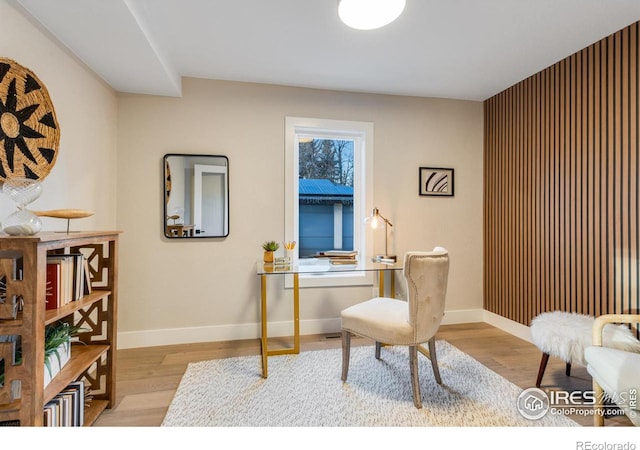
256;259;403;378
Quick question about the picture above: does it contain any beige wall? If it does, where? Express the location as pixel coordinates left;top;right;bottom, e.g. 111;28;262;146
0;1;118;230
2;0;483;349
117;78;484;348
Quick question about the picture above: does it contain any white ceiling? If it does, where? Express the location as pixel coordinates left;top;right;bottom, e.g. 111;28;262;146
12;0;640;101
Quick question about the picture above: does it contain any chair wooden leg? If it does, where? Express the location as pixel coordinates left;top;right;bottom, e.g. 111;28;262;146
535;353;550;388
427;337;442;385
593;379;605;426
341;330;351;381
409;345;422;409
375;341;382;359
565;362;572;377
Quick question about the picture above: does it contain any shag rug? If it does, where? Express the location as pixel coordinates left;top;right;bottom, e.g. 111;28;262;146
162;341;578;427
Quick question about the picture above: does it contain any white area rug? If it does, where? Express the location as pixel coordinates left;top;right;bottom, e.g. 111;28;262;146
162;341;578;427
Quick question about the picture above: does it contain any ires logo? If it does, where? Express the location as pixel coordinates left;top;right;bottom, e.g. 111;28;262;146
517;388;550;419
517;387;637;420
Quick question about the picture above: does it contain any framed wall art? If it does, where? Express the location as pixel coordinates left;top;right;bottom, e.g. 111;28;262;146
419;167;454;197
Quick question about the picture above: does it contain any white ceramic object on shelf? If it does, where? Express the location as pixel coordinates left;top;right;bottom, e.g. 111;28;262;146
2;177;42;236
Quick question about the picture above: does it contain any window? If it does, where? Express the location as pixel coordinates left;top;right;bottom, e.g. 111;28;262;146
285;117;374;287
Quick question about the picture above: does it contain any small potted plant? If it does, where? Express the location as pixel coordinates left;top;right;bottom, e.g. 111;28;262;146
43;321;85;387
262;240;279;263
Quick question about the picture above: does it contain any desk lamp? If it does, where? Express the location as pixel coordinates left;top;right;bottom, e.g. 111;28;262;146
365;207;396;262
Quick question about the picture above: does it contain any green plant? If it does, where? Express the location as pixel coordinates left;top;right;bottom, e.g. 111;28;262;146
43;321;86;378
262;241;280;252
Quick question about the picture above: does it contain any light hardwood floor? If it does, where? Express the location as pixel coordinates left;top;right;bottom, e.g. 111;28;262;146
93;322;631;427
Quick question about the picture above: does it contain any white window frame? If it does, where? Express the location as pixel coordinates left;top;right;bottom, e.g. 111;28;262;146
285;116;374;288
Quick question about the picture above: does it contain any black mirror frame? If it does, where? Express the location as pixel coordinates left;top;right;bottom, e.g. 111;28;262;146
163;153;229;239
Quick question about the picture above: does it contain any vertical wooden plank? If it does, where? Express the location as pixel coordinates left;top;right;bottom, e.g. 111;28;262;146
497;91;502;317
587;43;595;317
629;22;640;313
620;27;630;317
537;69;544;318
545;66;552;315
577;51;584;314
517;80;524;323
581;46;589;316
574;51;581;314
526;74;534;324
594;39;603;317
569;52;576;314
555;60;562;312
631;23;639;315
484;97;493;313
607;34;616;314
510;85;516;320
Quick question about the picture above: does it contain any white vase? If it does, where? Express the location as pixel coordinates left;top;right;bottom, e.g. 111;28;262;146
43;341;71;387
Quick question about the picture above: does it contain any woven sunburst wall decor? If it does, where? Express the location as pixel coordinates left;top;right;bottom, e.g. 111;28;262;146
0;57;60;181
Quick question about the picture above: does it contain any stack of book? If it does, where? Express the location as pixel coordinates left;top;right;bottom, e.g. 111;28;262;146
316;250;358;265
43;380;85;427
46;253;92;310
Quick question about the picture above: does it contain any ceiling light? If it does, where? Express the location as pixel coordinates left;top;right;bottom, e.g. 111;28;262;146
338;0;406;31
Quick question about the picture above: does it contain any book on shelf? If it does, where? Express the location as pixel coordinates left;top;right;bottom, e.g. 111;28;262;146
46;253;89;305
45;262;61;310
82;257;92;295
67;380;85;426
46;255;72;305
43;380;85;427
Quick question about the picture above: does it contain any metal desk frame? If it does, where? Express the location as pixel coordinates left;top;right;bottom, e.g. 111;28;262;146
257;259;402;378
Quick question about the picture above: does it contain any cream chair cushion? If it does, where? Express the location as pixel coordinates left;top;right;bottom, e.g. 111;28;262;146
585;346;640;425
342;297;413;345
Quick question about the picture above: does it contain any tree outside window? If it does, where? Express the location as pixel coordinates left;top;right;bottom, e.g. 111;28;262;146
298;139;354;257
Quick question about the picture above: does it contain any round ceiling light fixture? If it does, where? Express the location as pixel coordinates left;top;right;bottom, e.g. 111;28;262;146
338;0;406;30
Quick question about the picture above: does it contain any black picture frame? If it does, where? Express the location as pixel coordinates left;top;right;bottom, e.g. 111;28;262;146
419;167;454;197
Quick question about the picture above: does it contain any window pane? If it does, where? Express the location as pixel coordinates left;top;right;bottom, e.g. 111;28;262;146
298;138;354;257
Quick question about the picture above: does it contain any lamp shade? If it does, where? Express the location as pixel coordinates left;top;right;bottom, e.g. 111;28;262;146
364;207;383;229
338;0;406;30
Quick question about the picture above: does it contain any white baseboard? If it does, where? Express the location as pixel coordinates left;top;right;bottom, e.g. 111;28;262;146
117;323;260;349
117;308;519;350
482;310;533;344
441;308;484;325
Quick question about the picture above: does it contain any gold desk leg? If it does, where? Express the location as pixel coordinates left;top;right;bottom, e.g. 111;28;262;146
261;273;300;377
293;273;300;353
378;270;395;298
390;270;395;298
261;275;268;378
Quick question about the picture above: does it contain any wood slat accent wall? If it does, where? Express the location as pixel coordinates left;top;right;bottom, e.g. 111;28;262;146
484;22;639;326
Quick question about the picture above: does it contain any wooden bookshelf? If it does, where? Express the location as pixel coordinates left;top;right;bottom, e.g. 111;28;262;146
0;231;120;426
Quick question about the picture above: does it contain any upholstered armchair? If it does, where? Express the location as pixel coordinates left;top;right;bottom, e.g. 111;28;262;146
340;249;450;408
584;314;640;426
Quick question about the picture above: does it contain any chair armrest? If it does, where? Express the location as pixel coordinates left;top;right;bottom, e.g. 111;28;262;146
592;314;640;346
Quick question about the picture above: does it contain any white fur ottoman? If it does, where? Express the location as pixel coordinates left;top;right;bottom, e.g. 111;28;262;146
530;311;640;387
